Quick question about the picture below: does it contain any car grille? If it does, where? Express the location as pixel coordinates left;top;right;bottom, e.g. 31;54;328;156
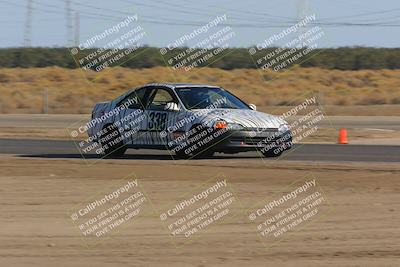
229;131;292;146
244;127;279;133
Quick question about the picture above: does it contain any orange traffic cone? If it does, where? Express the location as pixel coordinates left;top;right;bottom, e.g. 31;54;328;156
338;128;348;144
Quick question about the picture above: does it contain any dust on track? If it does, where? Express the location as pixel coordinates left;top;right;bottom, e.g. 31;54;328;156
0;155;399;266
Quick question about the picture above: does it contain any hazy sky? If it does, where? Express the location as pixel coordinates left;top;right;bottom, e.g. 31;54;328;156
1;0;399;48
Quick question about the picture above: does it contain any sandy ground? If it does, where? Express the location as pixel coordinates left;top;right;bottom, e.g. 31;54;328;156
0;155;399;266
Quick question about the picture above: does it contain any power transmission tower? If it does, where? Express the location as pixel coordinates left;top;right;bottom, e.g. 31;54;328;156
65;0;74;46
296;0;308;20
74;11;80;46
23;0;33;47
296;0;309;47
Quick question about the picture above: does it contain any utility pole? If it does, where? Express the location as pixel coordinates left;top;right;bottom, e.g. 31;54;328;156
296;0;308;22
65;0;73;47
43;88;49;114
23;0;33;47
296;0;309;47
74;11;80;47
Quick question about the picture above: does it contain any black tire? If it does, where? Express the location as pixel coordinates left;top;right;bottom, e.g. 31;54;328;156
175;147;215;159
261;147;283;158
188;124;216;159
173;124;223;159
174;149;191;159
100;124;126;158
193;150;215;159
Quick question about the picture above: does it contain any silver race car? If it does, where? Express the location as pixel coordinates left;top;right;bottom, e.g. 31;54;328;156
88;83;292;158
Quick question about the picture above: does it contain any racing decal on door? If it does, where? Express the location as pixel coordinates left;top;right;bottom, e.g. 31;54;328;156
148;112;167;131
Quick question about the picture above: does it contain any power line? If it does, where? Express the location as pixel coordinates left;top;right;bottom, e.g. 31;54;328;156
3;0;400;48
296;0;308;46
65;0;73;46
23;0;33;46
0;0;109;20
317;7;400;22
121;0;296;24
74;11;80;46
5;0;400;28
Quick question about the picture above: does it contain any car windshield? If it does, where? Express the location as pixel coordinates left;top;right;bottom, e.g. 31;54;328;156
175;87;250;110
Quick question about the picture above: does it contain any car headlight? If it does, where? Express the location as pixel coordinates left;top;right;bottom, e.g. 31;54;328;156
213;120;244;130
214;120;228;129
228;123;244;130
278;124;290;133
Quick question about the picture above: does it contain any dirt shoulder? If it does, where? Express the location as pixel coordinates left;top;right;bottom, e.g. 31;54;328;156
1;114;399;145
0;156;399;266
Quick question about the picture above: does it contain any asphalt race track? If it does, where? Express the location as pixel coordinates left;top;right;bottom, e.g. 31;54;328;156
0;114;399;130
0;138;398;163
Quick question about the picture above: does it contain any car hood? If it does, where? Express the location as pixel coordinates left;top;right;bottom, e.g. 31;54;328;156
191;108;286;129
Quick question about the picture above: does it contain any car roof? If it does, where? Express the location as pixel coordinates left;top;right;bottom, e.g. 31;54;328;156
118;83;223;104
144;83;221;89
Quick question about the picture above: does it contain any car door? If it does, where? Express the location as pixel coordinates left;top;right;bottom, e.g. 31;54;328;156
114;87;150;146
142;87;180;146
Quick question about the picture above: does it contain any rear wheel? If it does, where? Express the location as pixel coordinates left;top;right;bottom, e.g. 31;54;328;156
100;124;126;158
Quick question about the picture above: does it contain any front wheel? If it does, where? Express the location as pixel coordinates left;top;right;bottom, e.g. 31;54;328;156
100;125;126;158
174;125;219;159
189;125;219;158
175;148;215;159
175;149;191;159
193;150;215;159
261;147;283;158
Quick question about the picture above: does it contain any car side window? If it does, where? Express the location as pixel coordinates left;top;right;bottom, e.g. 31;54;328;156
147;89;177;111
118;88;147;109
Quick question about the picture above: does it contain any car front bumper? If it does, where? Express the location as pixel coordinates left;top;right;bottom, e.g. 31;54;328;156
212;129;293;153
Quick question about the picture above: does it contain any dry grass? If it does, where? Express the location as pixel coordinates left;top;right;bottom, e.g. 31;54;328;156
0;66;399;114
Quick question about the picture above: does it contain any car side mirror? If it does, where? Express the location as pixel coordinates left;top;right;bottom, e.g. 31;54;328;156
249;104;257;111
165;102;180;112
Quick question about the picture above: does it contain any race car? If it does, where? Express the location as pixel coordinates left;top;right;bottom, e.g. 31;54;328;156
87;83;292;158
